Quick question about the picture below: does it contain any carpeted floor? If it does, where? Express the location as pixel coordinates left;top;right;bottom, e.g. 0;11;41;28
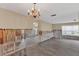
26;38;79;56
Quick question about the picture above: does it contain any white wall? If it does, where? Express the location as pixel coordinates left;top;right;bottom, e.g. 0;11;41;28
0;8;53;31
0;8;31;29
39;20;53;31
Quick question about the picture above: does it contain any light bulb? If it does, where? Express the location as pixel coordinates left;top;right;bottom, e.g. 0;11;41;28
28;9;30;13
32;7;34;11
38;9;40;12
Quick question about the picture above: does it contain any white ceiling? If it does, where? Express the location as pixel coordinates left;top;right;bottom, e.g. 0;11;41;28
0;3;79;24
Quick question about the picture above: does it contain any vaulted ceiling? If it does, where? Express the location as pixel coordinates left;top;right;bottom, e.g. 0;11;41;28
0;3;79;24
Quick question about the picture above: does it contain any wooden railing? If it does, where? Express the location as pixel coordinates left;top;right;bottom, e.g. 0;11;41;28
0;39;27;56
0;29;31;56
5;47;27;56
0;31;54;56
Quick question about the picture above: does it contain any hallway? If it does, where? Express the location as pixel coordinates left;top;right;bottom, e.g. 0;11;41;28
26;38;79;56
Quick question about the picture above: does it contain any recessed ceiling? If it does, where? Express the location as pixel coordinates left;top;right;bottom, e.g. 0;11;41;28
0;3;79;24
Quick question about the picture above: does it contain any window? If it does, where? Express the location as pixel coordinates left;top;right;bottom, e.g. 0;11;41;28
62;25;79;36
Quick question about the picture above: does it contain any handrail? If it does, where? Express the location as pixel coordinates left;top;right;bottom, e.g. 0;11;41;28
5;47;26;56
0;39;22;56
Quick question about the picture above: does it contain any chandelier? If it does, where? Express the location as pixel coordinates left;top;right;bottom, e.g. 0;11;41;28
27;3;40;18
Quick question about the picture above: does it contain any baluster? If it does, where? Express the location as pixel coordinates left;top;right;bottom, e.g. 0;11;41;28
0;45;3;56
13;42;16;52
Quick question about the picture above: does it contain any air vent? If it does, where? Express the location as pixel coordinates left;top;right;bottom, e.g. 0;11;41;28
51;14;56;16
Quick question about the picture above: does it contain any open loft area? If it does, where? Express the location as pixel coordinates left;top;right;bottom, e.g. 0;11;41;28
0;3;79;56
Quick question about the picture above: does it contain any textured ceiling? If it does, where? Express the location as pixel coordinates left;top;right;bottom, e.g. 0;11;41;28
0;3;79;24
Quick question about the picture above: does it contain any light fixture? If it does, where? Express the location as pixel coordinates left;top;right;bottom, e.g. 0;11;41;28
27;3;40;18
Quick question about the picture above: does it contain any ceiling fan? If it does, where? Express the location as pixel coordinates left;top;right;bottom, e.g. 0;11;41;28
51;14;56;17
